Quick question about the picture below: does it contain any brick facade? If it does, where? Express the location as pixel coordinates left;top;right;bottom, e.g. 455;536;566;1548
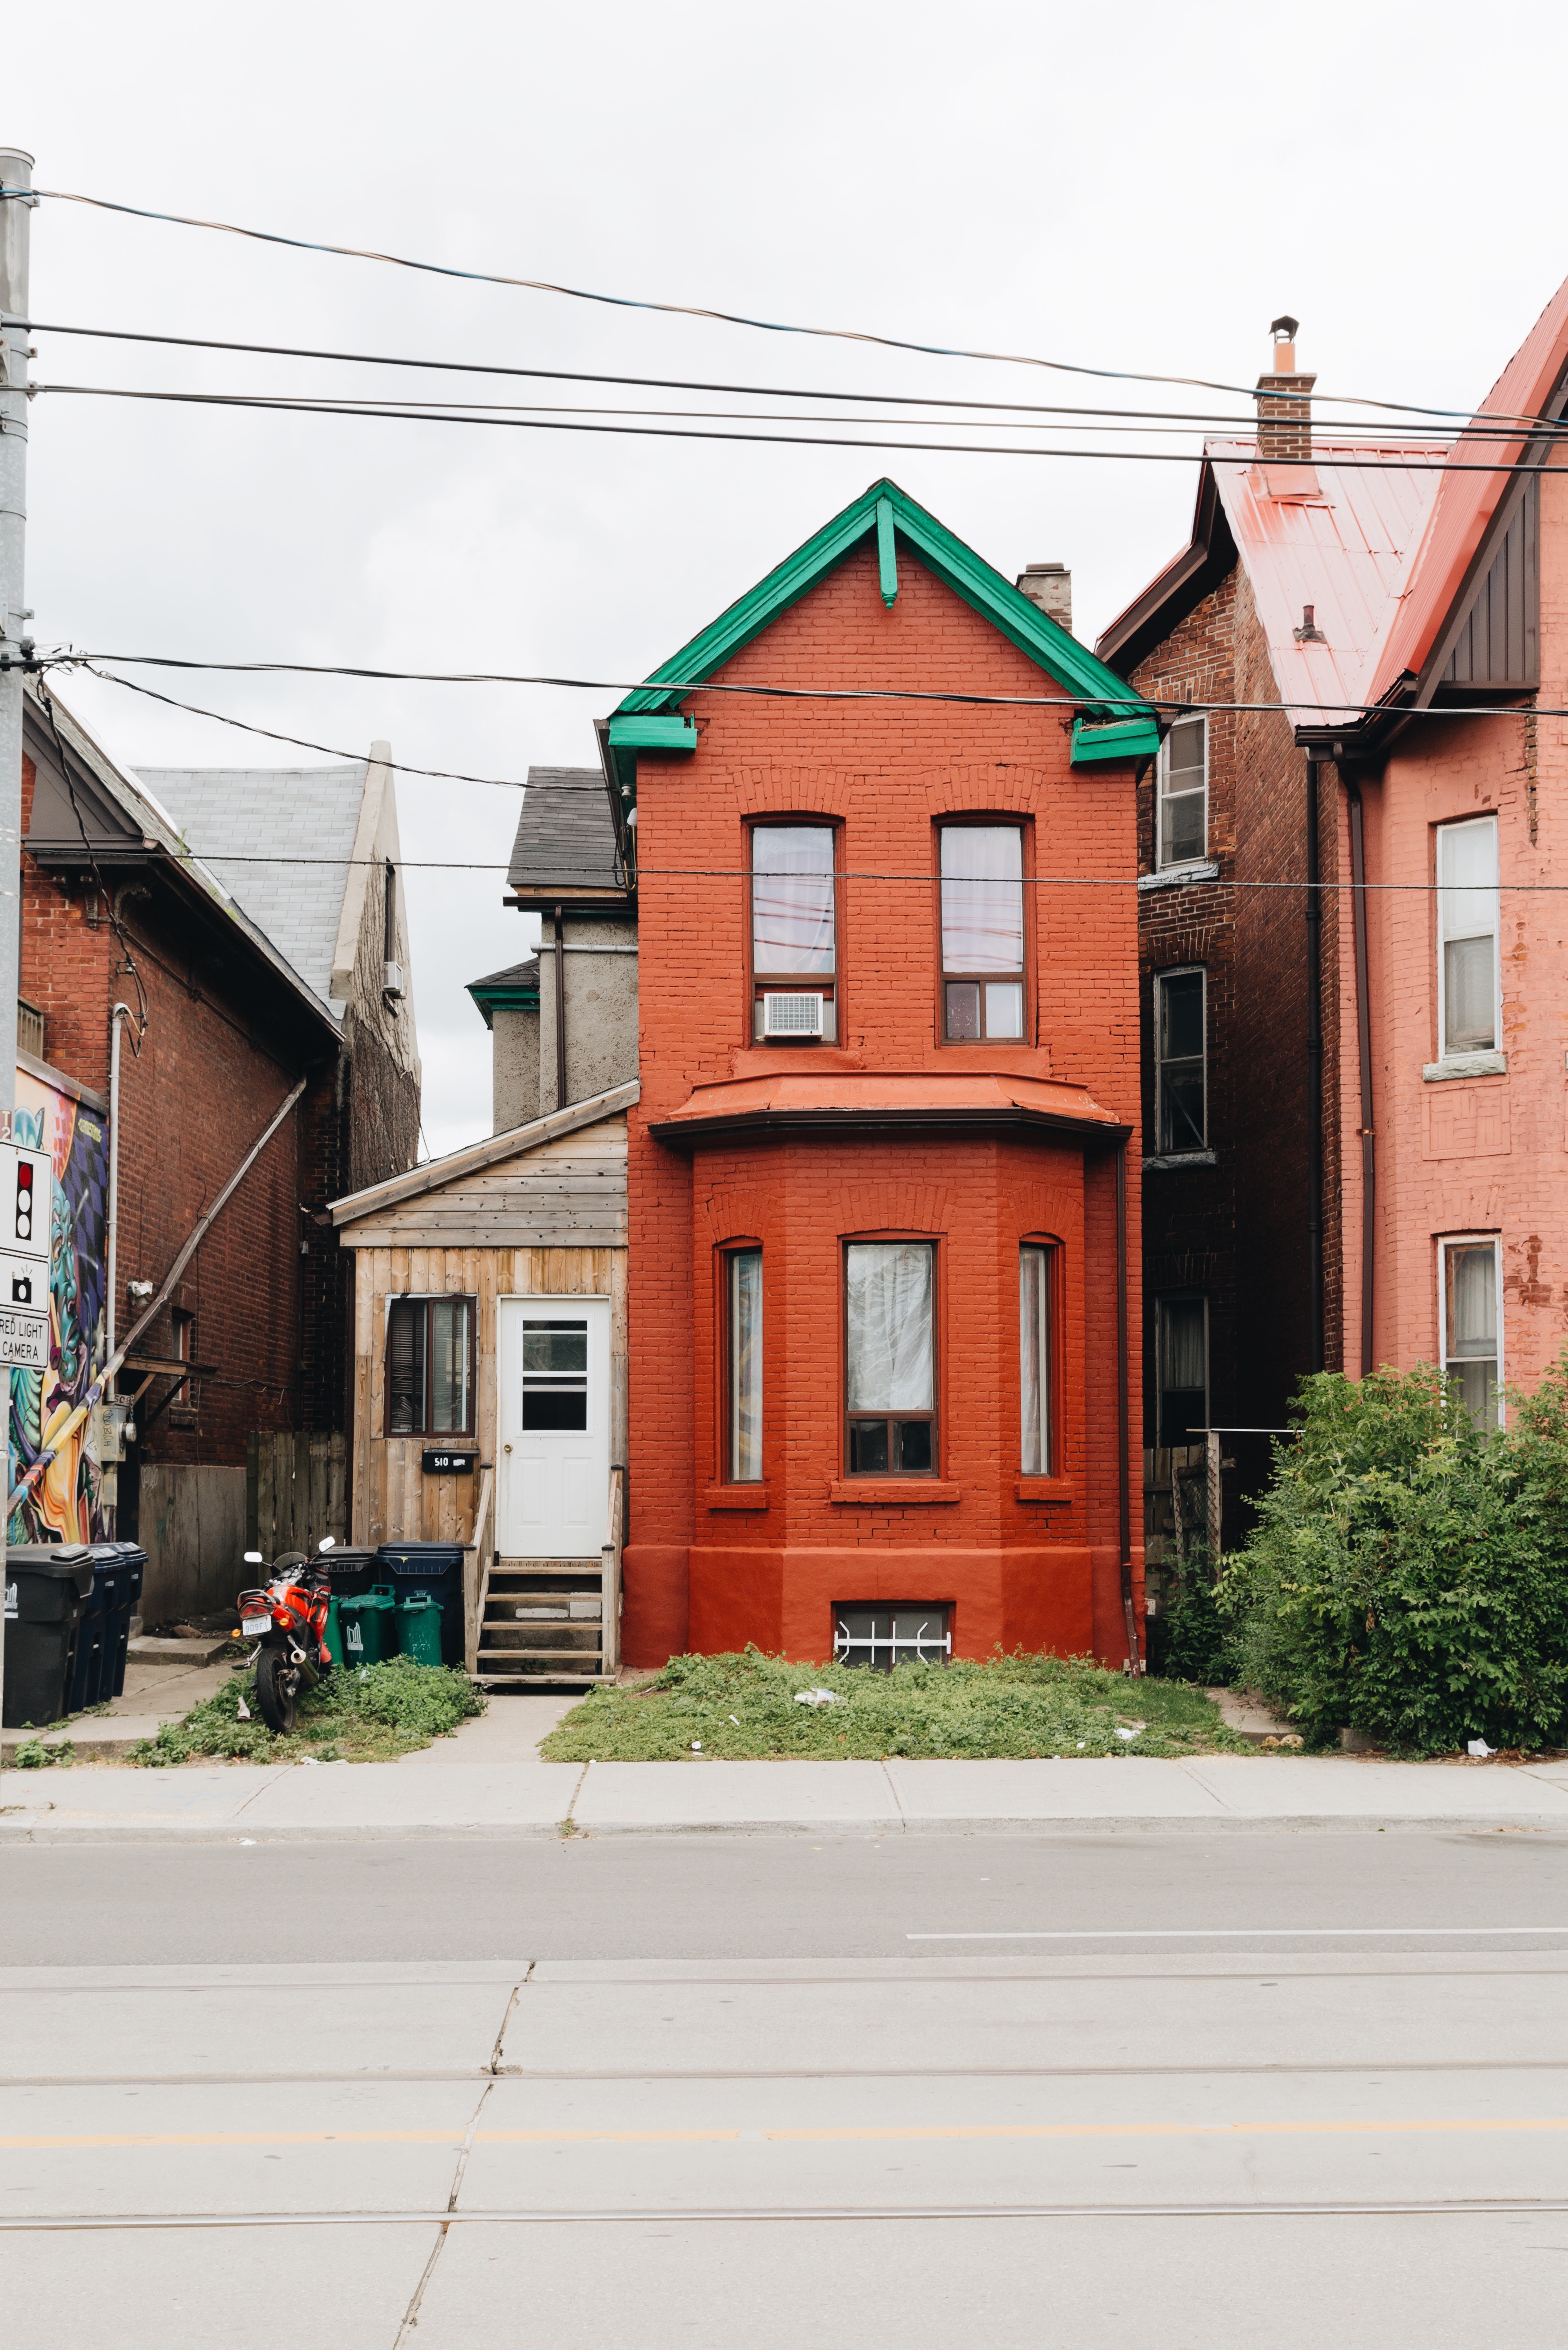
621;536;1146;1668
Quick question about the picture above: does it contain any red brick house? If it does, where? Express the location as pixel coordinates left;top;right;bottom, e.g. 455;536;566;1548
604;480;1158;1670
1095;295;1568;1563
19;685;419;1619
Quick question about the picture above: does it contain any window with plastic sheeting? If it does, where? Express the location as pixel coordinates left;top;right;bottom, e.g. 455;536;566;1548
1019;1243;1056;1475
726;1248;763;1482
1440;1237;1502;1431
1157;716;1207;868
1437;817;1500;1056
939;825;1025;1041
844;1240;936;1475
384;1296;476;1437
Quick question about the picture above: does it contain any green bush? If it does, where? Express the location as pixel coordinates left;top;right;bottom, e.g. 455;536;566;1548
1148;1548;1231;1685
1220;1356;1568;1754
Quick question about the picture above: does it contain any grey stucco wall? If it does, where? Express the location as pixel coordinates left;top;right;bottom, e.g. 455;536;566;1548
536;916;638;1113
493;1006;542;1133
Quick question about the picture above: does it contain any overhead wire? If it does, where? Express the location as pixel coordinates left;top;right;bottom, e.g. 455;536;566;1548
5;185;1551;426
32;383;1568;473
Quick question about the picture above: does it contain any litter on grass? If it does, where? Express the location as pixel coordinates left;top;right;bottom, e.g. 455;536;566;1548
1467;1738;1495;1759
795;1688;841;1709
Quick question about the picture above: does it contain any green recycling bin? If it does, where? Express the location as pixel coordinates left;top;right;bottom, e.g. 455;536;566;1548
396;1593;444;1667
338;1582;396;1667
323;1593;345;1669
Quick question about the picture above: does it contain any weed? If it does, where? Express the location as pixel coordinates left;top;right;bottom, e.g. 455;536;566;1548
129;1656;484;1767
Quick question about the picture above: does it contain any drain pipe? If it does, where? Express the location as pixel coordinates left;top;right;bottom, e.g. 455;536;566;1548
1115;1140;1140;1672
1348;782;1376;1377
105;1002;133;1357
1304;760;1324;1373
552;904;567;1112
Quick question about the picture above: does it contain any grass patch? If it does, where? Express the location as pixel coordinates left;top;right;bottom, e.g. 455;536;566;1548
129;1657;484;1767
540;1647;1249;1762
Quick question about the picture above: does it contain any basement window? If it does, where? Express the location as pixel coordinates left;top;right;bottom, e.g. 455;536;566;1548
833;1605;951;1671
386;1295;476;1437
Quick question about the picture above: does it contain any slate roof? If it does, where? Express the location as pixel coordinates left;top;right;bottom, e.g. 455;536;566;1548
466;956;540;1030
137;764;367;1013
507;767;624;893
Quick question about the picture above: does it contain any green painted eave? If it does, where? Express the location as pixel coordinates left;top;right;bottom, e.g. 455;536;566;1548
1070;714;1161;766
467;979;541;1032
607;714;699;752
610;478;1156;746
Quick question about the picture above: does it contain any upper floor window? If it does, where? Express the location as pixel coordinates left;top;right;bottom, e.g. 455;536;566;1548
845;1241;936;1475
752;824;836;1041
1436;816;1499;1056
940;825;1024;1041
1157;716;1207;868
386;1295;475;1437
1154;968;1206;1154
1156;1293;1207;1449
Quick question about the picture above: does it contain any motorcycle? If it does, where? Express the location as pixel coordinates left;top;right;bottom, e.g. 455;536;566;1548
237;1537;339;1733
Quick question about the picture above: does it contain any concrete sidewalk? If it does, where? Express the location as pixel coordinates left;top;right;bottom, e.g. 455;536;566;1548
5;1748;1568;1841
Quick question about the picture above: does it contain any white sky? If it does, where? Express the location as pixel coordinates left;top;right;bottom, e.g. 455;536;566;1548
13;0;1568;1155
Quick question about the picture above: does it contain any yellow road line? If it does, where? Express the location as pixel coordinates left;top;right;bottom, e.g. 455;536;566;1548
5;2119;1568;2151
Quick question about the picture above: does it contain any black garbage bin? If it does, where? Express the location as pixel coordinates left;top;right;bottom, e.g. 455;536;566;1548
375;1542;465;1666
321;1547;379;1598
4;1546;95;1728
66;1548;119;1711
103;1543;146;1701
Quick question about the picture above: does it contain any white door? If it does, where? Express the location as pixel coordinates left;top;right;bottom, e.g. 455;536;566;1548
496;1298;611;1558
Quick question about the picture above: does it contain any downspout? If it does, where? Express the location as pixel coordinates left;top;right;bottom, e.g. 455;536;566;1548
1115;1140;1140;1672
553;904;567;1112
1348;783;1376;1377
1304;760;1324;1373
105;1002;132;1356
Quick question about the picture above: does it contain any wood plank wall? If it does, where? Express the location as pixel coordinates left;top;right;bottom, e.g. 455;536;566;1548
346;1244;627;1548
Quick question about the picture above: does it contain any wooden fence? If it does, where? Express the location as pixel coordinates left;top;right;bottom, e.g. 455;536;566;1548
247;1431;349;1560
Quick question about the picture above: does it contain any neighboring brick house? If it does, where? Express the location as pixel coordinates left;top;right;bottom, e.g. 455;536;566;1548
1095;295;1568;1559
595;477;1158;1670
19;687;419;1618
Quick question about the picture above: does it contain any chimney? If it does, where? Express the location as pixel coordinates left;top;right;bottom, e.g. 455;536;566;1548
1016;561;1072;636
1256;314;1316;464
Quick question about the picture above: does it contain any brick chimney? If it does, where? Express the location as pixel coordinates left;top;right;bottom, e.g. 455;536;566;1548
1256;314;1315;464
1016;561;1072;636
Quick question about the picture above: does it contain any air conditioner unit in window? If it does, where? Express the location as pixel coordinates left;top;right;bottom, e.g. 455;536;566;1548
763;991;824;1039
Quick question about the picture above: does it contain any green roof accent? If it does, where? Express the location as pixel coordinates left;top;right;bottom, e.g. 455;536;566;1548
466;966;541;1031
606;479;1155;795
1070;714;1161;765
606;714;699;753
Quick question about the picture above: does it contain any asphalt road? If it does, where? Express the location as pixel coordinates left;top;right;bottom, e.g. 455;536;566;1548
7;1829;1568;2345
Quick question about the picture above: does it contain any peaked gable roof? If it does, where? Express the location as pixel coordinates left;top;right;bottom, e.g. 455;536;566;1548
609;478;1156;775
1365;272;1568;709
329;1079;639;1226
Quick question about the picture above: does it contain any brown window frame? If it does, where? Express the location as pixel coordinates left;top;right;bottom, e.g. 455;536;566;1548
842;1237;940;1479
746;815;842;1043
934;816;1031;1045
383;1293;478;1439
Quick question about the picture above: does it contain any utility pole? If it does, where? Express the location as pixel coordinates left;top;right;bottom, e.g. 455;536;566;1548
0;147;32;1139
0;147;31;1710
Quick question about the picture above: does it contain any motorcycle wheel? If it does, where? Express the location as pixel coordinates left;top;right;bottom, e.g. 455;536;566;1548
255;1648;299;1735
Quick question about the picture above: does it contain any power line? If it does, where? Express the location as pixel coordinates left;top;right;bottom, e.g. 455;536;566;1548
6;185;1548;426
34;383;1568;474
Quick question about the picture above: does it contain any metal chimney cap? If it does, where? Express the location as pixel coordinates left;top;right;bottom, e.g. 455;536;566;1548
1270;314;1300;340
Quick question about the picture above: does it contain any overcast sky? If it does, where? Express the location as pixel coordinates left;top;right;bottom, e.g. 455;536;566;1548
13;0;1568;1155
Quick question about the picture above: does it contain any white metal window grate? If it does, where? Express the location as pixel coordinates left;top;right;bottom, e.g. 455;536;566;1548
833;1606;951;1671
763;991;824;1037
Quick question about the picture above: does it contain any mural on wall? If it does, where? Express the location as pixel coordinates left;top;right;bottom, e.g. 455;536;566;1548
8;1066;110;1543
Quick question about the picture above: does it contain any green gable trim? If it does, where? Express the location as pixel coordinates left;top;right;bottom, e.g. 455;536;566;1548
612;478;1154;740
876;495;899;606
467;977;540;1031
606;714;699;753
1070;715;1161;766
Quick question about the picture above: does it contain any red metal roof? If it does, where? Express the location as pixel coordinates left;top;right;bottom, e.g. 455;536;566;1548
1365;274;1568;704
1205;441;1440;727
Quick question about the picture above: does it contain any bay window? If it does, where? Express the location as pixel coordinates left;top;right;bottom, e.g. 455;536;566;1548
1019;1242;1056;1475
845;1240;936;1474
726;1248;763;1482
940;825;1025;1040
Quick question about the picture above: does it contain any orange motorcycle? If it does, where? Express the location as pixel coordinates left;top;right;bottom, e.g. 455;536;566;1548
237;1540;338;1733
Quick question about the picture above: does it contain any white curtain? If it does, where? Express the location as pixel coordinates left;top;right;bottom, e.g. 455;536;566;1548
753;826;835;973
940;826;1023;973
846;1244;933;1411
1019;1246;1051;1475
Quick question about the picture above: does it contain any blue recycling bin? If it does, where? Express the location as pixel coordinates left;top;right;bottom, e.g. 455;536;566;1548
374;1542;465;1666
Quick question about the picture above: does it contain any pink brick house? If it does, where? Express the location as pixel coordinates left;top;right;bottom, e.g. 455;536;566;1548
1095;286;1568;1489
